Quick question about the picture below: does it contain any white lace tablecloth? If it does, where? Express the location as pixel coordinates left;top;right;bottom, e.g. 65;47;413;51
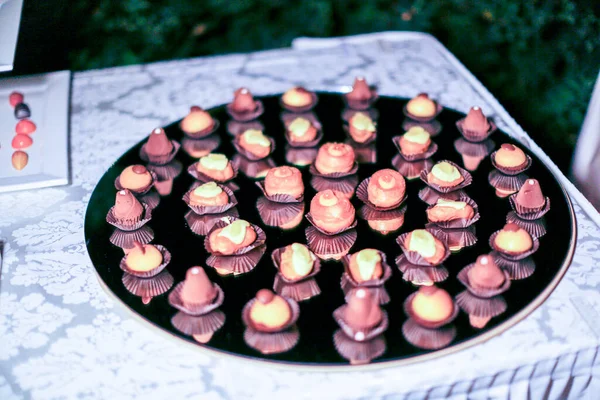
3;32;600;400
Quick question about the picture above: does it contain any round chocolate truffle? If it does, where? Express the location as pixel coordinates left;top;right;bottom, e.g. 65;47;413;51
238;129;272;159
398;127;431;156
181;266;218;306
367;169;406;208
515;179;545;210
119;165;153;191
264;166;304;199
406;93;437;119
209;219;257;255
125;242;163;272
181;106;214;134
348;112;376;143
346;77;372;101
196;153;235;181
280;243;315;280
113;189;144;222
349;249;383;282
411;285;454;323
314;142;356;175
344;288;383;330
310;190;356;233
145;128;173;156
427;161;464;188
494;223;533;254
189;182;229;206
249;289;292;330
494;144;527;169
467;255;505;290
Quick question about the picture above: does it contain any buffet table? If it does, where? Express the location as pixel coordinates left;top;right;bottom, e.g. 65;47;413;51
2;32;600;399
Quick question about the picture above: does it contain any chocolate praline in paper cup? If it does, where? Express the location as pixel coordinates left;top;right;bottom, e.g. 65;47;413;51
395;254;449;286
333;305;389;342
204;219;267;256
506;212;547;239
492;251;536;280
403;291;459;329
490;151;532;176
310;175;359;199
271;246;321;301
232;135;276;161
226;100;264;122
392;155;433;181
403;101;443;123
305;226;357;261
242;296;301;354
356;176;408;211
122;270;174;304
488;231;540;261
180;118;220;139
455;118;497;143
425;196;480;229
168;281;225;316
171;310;226;343
391;135;438;162
187;162;240;192
396;230;451;267
185;208;239;236
181;135;221;158
333;329;386;365
119;245;171;278
420;160;473;194
183;184;238;216
114;170;157;196
342;88;378;111
488;170;528;198
106;202;152;231
139;140;181;165
509;194;551;220
343;125;377;147
206;245;267;275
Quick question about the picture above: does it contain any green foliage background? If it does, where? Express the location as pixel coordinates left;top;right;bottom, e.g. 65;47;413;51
69;0;600;170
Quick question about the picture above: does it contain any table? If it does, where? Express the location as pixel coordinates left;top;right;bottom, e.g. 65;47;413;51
2;32;600;400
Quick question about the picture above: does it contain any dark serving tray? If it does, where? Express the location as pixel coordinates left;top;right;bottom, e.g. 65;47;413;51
84;93;576;369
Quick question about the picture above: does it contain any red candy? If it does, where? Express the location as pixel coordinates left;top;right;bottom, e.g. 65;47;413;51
12;134;33;150
16;119;36;135
9;91;24;108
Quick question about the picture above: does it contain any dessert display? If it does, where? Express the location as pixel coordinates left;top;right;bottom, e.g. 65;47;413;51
168;266;226;343
508;179;550;238
340;249;392;304
489;143;531;198
272;243;321;301
456;255;510;329
402;286;458;349
233;129;274;160
285;116;323;147
227;87;264;121
242;289;300;354
419;160;472;205
396;229;450;286
333;289;388;364
205;218;267;275
256;166;305;229
346;112;377;144
86;91;572;367
306;189;357;260
404;93;442;122
456;106;497;142
343;77;378;110
180;106;219;138
280;86;317;112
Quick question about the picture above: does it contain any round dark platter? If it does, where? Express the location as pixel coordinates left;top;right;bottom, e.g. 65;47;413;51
84;93;575;369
